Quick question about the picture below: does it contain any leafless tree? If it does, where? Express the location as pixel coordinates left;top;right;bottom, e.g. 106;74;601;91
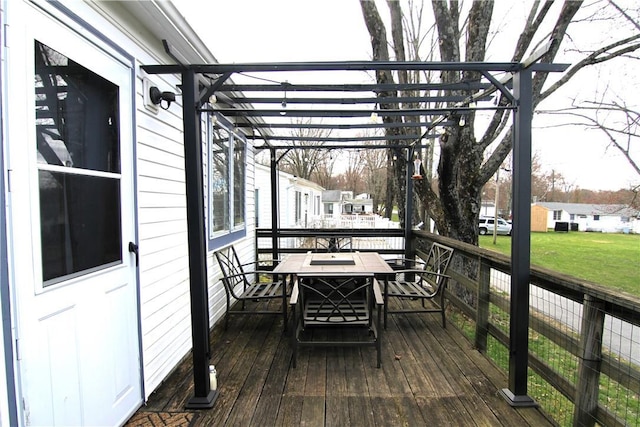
359;0;640;244
360;142;388;213
539;98;639;205
279;118;333;180
540;100;640;178
312;150;338;189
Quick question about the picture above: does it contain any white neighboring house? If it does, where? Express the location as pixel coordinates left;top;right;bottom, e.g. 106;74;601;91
344;193;374;214
254;163;324;229
322;190;347;218
322;190;374;216
534;202;640;233
1;2;258;426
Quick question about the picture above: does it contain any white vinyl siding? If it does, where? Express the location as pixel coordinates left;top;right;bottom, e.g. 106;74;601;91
135;71;193;394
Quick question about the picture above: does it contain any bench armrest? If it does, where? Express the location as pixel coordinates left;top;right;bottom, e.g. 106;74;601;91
372;278;384;306
392;269;450;279
223;270;281;281
289;280;299;305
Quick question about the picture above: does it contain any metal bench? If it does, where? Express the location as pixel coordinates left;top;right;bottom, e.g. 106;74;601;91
214;245;289;331
382;242;454;328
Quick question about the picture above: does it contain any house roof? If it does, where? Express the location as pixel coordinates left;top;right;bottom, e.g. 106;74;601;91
322;190;343;202
534;202;640;217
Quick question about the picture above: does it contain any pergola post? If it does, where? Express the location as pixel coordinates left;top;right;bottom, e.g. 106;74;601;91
270;148;279;260
500;68;536;407
404;147;415;259
182;68;217;409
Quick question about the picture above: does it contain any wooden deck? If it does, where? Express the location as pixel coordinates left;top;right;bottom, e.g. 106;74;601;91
126;300;553;426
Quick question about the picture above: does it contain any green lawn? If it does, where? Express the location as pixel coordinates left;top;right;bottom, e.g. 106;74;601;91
479;231;640;296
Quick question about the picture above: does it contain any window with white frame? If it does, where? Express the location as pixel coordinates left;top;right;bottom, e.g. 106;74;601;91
295;191;302;224
208;115;246;247
553;210;562;220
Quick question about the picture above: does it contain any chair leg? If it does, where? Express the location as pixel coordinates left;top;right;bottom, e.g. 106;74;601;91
383;281;388;329
291;301;297;368
376;303;382;368
440;292;446;328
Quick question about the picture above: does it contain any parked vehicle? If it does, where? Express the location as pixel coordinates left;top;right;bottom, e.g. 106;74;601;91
479;216;512;235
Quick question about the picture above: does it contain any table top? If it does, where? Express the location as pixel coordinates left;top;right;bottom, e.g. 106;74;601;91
273;252;393;276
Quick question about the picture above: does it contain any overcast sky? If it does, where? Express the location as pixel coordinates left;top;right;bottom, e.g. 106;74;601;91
176;0;639;192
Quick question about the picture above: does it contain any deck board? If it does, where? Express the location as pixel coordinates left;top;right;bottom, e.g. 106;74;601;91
127;299;553;426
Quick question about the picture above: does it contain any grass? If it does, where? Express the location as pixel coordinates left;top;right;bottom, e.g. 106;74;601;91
479;231;640;296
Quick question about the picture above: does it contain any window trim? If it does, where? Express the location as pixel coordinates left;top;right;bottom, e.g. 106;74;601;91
207;113;246;250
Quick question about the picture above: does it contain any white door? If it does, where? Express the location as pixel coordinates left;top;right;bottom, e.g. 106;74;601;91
6;3;142;426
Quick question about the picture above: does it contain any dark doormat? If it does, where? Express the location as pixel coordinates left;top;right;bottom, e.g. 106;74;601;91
124;411;200;427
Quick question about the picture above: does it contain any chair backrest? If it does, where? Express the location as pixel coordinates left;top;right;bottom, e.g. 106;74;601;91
315;236;353;253
425;242;453;273
422;242;454;286
214;245;250;298
299;276;370;325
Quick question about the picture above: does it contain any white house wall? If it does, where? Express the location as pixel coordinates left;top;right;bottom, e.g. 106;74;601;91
254;164;324;229
1;1;258;417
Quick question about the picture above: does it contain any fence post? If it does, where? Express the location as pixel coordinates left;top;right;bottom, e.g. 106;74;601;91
475;260;491;353
573;295;605;427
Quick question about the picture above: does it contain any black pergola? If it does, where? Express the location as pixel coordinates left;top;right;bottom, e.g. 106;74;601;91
142;53;567;410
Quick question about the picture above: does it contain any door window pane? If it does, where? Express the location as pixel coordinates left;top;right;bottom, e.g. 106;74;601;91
39;172;121;283
35;41;120;173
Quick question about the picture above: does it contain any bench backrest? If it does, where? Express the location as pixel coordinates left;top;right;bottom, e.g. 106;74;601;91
314;236;353;253
419;242;454;289
214;245;249;298
299;275;370;325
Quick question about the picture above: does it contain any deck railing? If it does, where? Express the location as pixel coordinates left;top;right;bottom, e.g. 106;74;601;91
255;227;406;257
256;227;640;426
414;231;640;427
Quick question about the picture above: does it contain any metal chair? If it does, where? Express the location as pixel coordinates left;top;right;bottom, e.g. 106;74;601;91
290;274;383;368
383;242;454;328
214;245;289;330
314;236;352;252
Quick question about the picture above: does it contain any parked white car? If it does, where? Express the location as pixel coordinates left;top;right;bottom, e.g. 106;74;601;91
479;216;512;235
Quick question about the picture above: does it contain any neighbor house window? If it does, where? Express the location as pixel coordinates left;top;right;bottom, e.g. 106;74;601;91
324;203;333;215
295;191;302;224
553;210;562;220
208;115;246;247
593;215;600;221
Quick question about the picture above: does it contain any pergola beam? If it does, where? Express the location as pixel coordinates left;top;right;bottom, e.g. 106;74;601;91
233;120;455;129
224;95;490;104
203;106;512;118
217;82;495;92
247;134;438;142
